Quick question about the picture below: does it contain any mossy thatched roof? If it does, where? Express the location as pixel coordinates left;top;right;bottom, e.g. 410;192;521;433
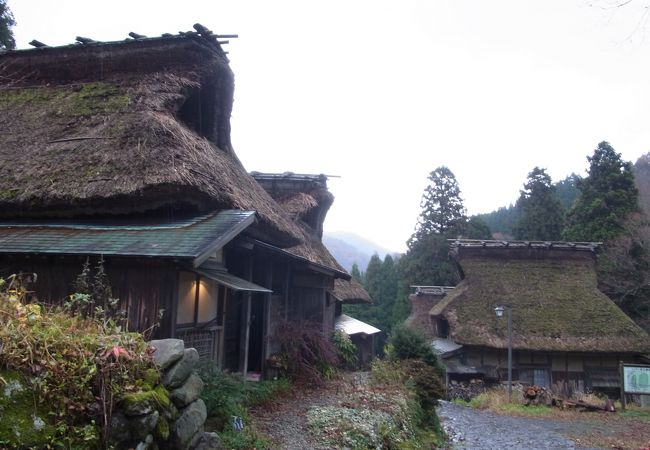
0;35;301;247
332;278;372;304
431;246;650;353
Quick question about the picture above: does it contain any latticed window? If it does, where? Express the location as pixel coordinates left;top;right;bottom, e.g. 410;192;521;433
176;271;225;362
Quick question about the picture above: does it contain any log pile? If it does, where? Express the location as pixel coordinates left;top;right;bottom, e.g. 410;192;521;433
447;379;488;401
523;385;553;406
551;397;616;412
524;384;616;412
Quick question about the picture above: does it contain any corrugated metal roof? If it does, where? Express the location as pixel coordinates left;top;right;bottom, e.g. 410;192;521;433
196;259;272;293
431;338;463;356
0;210;255;263
335;314;381;336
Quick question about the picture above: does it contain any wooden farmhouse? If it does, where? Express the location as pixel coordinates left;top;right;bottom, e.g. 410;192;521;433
0;26;372;378
407;240;650;394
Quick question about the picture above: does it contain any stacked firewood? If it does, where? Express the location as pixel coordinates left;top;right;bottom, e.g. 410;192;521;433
446;379;488;401
523;385;553;406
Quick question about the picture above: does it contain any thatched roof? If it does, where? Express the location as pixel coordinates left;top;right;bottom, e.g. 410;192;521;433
432;243;650;353
251;172;355;279
251;172;333;238
332;278;372;304
0;32;301;246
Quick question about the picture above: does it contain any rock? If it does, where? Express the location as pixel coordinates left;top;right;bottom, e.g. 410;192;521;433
189;431;222;450
122;385;171;417
171;399;207;449
170;373;204;408
135;434;155;450
162;348;200;389
149;339;185;370
109;411;131;443
130;411;159;441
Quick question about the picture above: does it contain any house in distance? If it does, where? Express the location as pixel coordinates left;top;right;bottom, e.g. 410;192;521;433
407;239;650;395
0;24;372;378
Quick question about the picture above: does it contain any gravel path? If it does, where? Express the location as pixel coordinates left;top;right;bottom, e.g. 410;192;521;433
251;378;346;449
437;401;604;450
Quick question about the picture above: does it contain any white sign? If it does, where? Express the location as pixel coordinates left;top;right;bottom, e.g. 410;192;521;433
623;365;650;395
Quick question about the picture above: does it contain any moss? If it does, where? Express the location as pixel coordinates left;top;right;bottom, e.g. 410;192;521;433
155;416;170;441
0;370;57;448
0;188;20;200
122;384;170;414
66;82;130;117
0;82;130;118
448;256;649;350
138;368;161;390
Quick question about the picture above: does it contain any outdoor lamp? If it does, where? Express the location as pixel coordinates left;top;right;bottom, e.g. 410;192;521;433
494;305;505;317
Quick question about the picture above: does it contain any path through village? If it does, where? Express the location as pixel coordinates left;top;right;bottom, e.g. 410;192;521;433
249;372;647;449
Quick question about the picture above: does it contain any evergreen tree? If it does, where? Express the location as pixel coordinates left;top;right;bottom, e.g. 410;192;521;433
513;167;564;240
463;216;492;239
597;214;650;333
364;254;383;303
475;205;520;238
0;0;16;51
378;254;398;324
564;141;638;241
350;263;364;284
408;166;466;247
555;173;580;210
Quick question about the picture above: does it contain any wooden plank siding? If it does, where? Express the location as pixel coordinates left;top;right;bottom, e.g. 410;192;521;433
0;255;177;338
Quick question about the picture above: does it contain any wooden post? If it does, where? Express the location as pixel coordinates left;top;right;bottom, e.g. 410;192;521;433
242;294;251;378
242;254;254;379
263;258;273;365
218;288;227;369
620;362;626;411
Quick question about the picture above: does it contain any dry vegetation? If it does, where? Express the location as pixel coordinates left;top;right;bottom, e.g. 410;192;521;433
456;387;650;450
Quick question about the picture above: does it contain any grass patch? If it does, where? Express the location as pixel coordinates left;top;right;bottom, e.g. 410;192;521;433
619;407;650;422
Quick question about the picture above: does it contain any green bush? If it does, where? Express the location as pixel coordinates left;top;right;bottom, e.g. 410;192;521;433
387;324;445;376
198;362;290;440
331;330;358;369
401;360;446;412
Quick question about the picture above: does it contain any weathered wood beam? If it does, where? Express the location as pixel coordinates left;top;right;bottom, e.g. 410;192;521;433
75;36;97;44
29;40;48;48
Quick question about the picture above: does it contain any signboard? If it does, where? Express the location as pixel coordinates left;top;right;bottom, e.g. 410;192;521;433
623;364;650;395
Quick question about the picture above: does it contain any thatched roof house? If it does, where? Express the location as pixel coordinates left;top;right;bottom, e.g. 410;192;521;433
435;240;649;353
0;27;372;378
423;240;650;391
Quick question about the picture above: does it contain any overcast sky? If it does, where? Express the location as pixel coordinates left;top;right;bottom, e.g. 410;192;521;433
9;0;650;252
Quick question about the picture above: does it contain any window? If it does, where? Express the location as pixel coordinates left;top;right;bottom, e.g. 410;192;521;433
518;368;550;387
177;271;221;327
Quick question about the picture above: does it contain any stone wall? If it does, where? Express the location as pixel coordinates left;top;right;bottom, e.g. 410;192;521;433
110;338;220;450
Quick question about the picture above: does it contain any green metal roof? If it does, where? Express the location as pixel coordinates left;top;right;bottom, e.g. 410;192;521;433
0;210;255;265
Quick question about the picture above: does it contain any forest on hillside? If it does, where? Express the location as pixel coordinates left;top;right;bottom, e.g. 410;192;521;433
344;142;650;348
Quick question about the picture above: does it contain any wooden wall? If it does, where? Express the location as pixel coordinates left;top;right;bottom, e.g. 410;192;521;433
0;255;177;338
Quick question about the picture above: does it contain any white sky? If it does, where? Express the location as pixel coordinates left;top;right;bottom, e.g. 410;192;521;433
9;0;650;252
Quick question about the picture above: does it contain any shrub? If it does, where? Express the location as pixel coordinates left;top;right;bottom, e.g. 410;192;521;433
331;330;358;369
0;274;158;449
272;320;339;384
198;362;290;429
401;359;446;412
198;362;289;449
387;324;445;376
